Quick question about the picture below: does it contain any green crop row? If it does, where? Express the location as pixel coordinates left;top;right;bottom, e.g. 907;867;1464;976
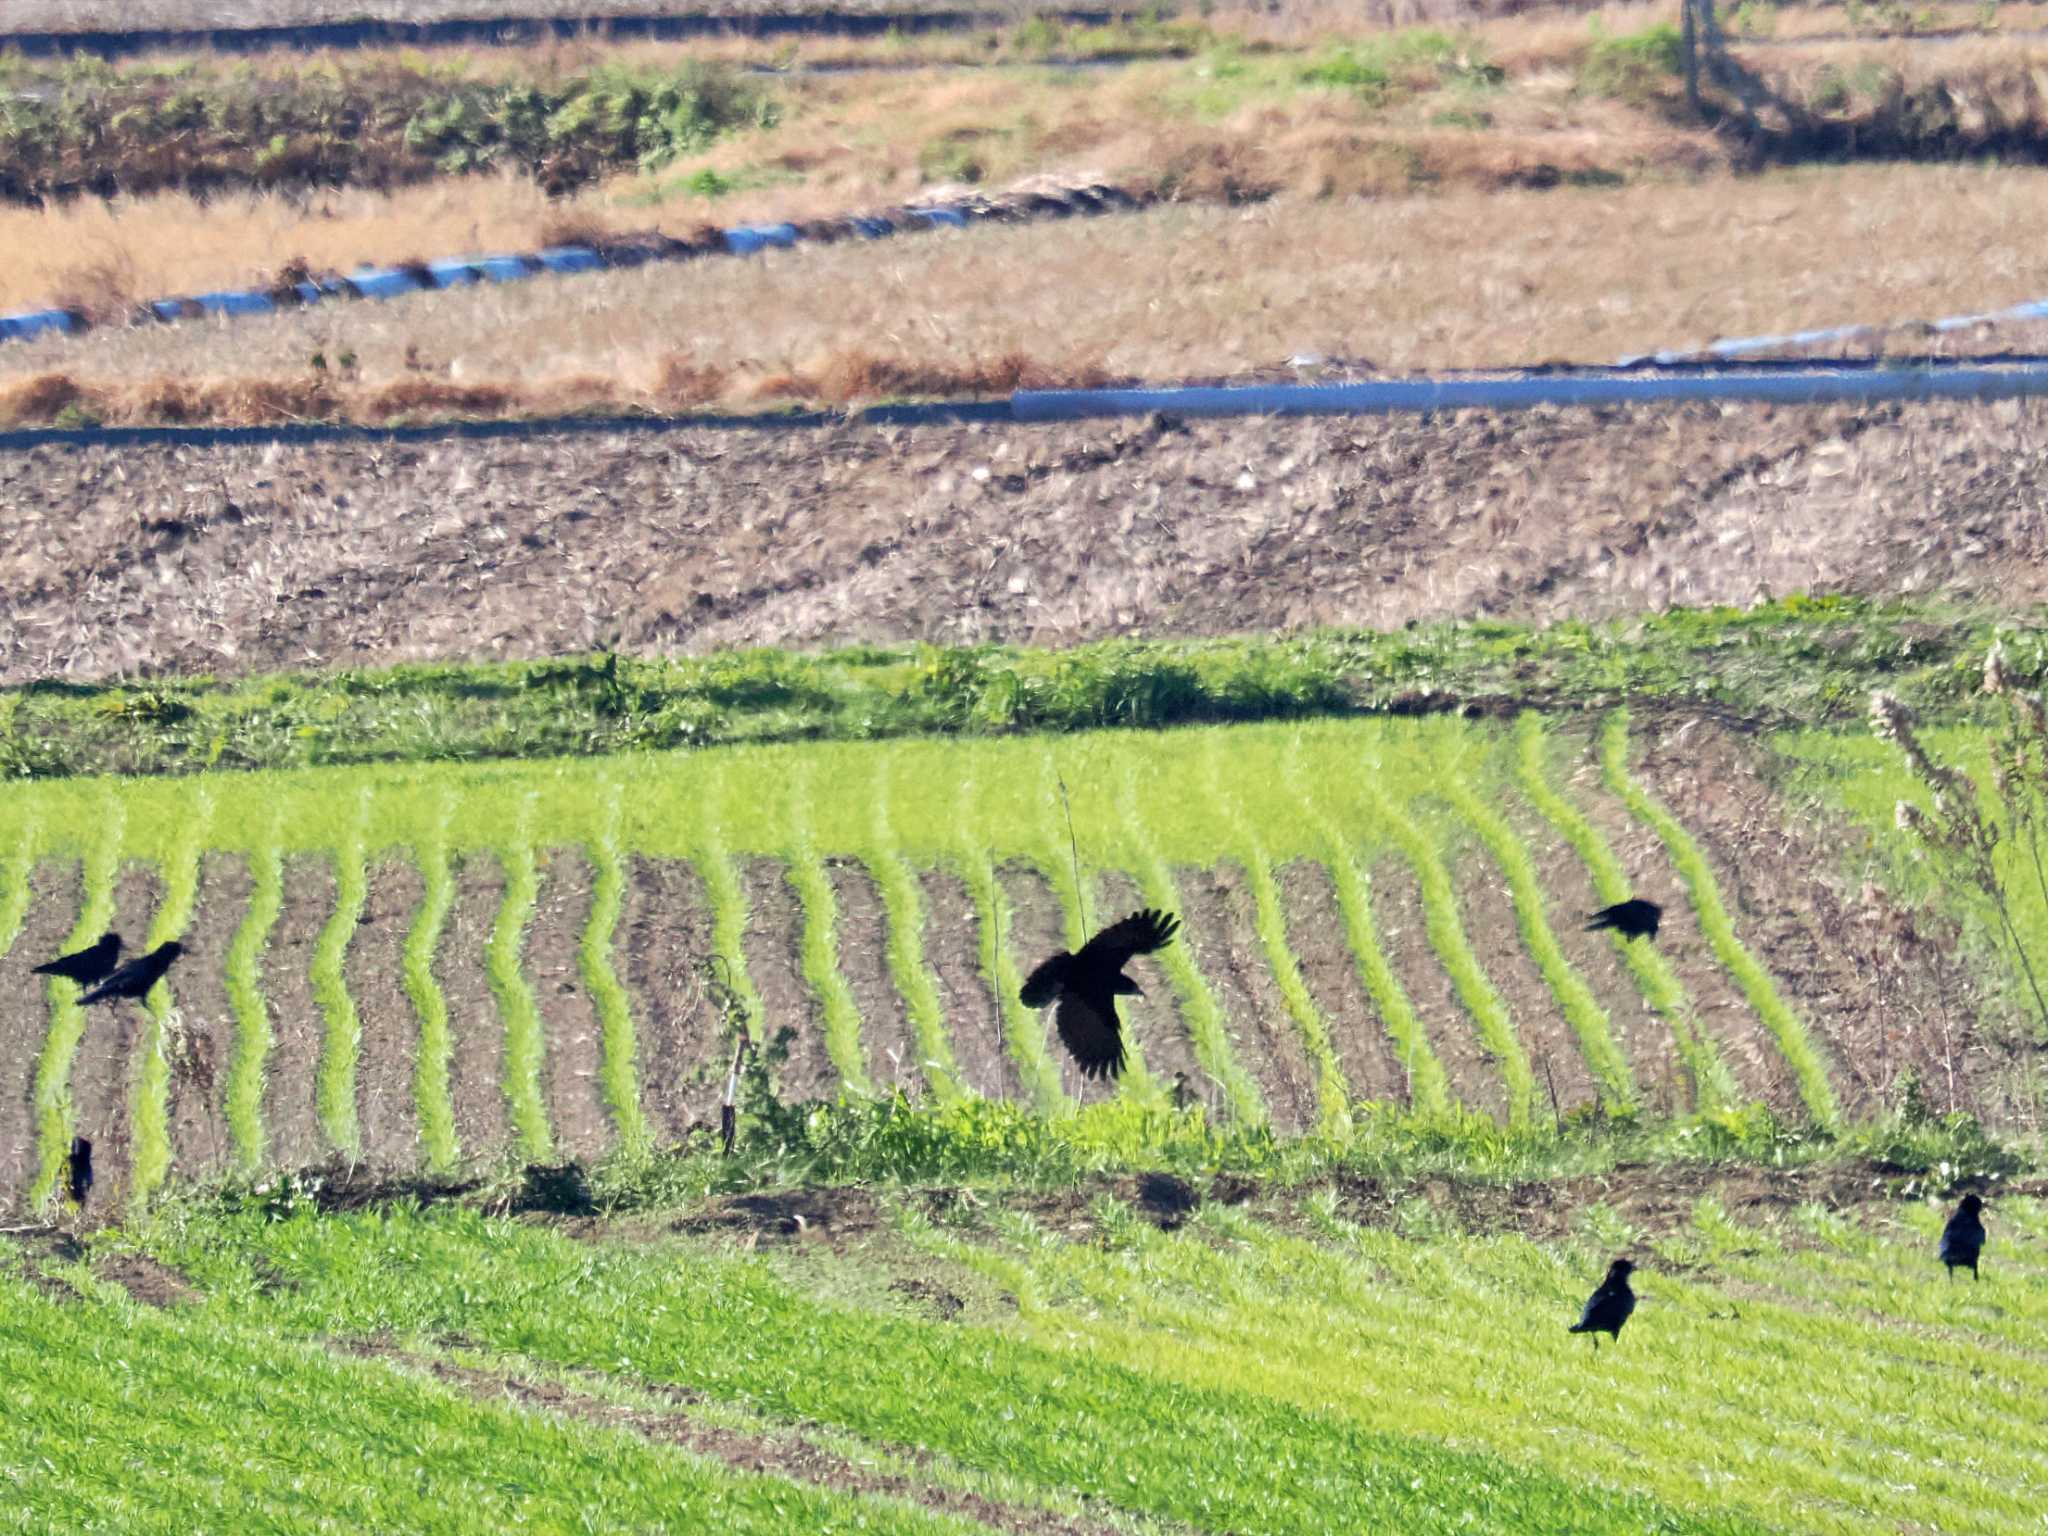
1;717;1915;1209
1601;711;1842;1129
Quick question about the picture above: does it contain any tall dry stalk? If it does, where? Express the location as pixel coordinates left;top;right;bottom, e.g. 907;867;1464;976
1872;650;2048;1042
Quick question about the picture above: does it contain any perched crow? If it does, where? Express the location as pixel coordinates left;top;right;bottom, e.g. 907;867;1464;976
1587;899;1662;942
33;932;122;989
78;941;183;1006
1020;909;1181;1080
1940;1193;1987;1281
1569;1257;1637;1348
66;1136;93;1210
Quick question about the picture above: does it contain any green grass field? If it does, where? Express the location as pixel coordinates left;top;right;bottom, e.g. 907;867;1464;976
9;1177;2042;1535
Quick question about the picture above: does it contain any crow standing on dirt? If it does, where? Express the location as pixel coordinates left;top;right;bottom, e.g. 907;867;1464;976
33;932;122;989
67;1136;93;1210
1569;1257;1637;1348
1587;900;1662;942
1020;909;1181;1080
1940;1194;1987;1281
78;941;184;1006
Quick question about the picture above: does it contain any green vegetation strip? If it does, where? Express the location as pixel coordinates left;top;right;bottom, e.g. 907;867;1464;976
131;795;210;1205
0;1273;962;1536
1366;777;1536;1125
224;834;282;1172
29;806;122;1209
1286;739;1450;1116
8;596;2001;785
404;828;460;1173
310;800;369;1156
1210;735;1351;1135
1514;712;1736;1112
863;753;963;1102
787;763;875;1097
148;1205;1773;1536
1440;772;1635;1110
580;790;648;1155
1601;711;1841;1129
0;827;33;959
486;836;551;1161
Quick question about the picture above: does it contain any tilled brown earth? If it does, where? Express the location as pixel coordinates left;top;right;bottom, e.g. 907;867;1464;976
4;399;2048;683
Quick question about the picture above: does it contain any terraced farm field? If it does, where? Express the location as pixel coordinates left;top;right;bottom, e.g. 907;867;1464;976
0;708;1990;1217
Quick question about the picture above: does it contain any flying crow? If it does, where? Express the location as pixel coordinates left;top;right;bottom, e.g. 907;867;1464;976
78;941;184;1006
67;1136;93;1210
1569;1257;1637;1348
1587;900;1661;942
1940;1193;1986;1281
33;932;122;989
1020;909;1181;1080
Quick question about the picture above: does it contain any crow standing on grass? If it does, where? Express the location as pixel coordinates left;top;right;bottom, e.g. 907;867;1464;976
1940;1194;1987;1281
1020;909;1181;1080
1569;1257;1637;1348
33;932;123;989
1587;900;1662;942
78;941;184;1006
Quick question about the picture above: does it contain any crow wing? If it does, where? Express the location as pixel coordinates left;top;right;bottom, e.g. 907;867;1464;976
79;944;179;1005
1054;987;1128;1079
1074;909;1181;971
1019;952;1072;1010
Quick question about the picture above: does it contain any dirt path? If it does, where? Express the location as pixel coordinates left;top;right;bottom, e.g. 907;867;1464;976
739;859;840;1105
0;863;79;1211
444;853;510;1167
1275;860;1408;1109
620;855;719;1144
1452;847;1601;1121
828;858;921;1099
1371;855;1508;1123
258;856;334;1170
1178;863;1321;1134
175;855;252;1180
917;868;1016;1101
529;847;610;1163
63;865;161;1214
349;860;424;1171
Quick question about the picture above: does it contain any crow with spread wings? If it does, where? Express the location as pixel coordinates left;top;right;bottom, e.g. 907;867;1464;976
1020;909;1181;1080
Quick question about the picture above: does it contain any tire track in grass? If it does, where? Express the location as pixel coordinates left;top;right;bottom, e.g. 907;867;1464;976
786;760;875;1099
1363;772;1535;1126
487;797;550;1161
223;810;281;1173
580;784;647;1155
866;749;963;1104
0;827;32;960
1122;765;1264;1127
1600;710;1842;1130
1513;712;1736;1115
29;803;123;1211
1206;736;1352;1139
404;803;460;1174
311;792;370;1157
131;792;212;1205
0;829;41;1205
1285;739;1450;1118
1439;771;1636;1113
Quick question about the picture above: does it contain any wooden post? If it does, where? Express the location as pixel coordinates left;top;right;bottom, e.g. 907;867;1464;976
1681;0;1702;115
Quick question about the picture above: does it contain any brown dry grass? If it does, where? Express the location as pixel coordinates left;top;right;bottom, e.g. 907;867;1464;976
2;162;2042;422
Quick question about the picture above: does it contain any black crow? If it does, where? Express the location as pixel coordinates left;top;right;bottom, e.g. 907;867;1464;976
78;941;184;1006
1020;909;1181;1080
67;1136;93;1209
1587;899;1662;942
33;932;122;988
1569;1257;1636;1348
1940;1194;1986;1281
